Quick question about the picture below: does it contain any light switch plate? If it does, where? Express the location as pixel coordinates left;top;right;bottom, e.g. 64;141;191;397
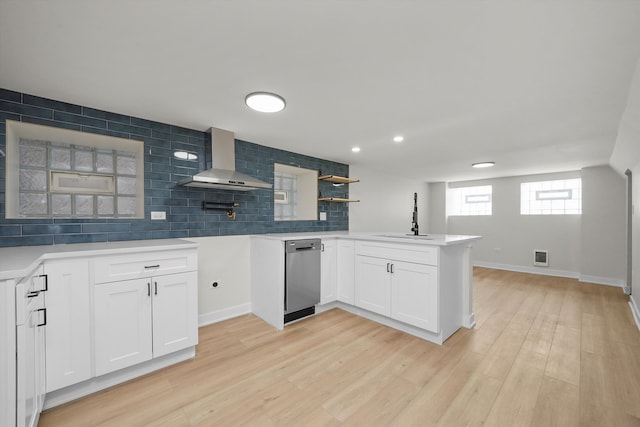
151;211;166;220
319;212;327;221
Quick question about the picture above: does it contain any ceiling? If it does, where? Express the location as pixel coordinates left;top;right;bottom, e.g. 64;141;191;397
1;1;640;182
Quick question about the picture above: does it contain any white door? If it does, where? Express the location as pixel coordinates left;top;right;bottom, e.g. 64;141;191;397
44;260;92;392
391;261;439;332
336;240;355;304
152;272;198;357
354;255;391;316
94;279;152;376
320;240;337;304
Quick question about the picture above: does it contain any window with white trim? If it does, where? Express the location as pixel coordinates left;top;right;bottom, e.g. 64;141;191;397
520;178;581;215
447;185;492;216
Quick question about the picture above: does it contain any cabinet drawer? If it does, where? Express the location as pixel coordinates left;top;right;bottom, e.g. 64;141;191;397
94;249;197;284
355;241;438;266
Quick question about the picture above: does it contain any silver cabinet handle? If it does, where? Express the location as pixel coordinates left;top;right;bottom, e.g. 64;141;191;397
154;281;158;295
147;282;151;297
386;263;390;273
390;263;395;274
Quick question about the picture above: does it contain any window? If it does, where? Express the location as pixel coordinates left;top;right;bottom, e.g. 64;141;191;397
520;178;581;215
5;120;144;219
447;185;492;216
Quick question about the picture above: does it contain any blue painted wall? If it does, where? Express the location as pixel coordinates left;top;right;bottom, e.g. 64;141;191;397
0;89;350;247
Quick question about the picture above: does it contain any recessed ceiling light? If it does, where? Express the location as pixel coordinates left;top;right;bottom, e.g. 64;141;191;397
352;147;361;153
472;162;495;168
173;151;198;160
393;136;404;143
245;92;286;113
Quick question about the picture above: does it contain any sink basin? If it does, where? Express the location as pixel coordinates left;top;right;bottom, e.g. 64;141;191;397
376;234;434;240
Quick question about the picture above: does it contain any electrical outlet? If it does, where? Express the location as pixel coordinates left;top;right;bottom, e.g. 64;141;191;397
319;212;327;221
151;211;166;220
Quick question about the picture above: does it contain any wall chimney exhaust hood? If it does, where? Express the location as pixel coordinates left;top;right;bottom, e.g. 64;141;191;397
179;127;272;191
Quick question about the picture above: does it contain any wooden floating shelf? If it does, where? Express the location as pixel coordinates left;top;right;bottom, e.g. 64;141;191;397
318;175;360;184
318;197;360;203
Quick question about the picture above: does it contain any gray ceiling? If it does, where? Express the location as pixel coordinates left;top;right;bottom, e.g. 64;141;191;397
1;1;640;182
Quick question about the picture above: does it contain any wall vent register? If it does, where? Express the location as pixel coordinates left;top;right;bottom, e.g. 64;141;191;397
534;250;549;267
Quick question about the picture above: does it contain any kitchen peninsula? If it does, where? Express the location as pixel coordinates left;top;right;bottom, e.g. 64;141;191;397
251;232;481;345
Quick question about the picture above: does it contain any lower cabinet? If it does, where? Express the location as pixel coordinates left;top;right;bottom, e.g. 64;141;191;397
390;261;438;332
94;271;198;376
320;239;337;304
15;266;46;427
336;240;355;304
355;255;439;333
354;256;391;316
44;260;91;392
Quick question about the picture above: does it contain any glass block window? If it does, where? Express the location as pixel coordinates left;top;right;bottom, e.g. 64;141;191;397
447;185;493;216
521;178;582;215
5;120;144;219
274;171;298;221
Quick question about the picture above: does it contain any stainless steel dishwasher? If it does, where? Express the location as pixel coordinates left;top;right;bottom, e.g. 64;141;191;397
284;238;321;324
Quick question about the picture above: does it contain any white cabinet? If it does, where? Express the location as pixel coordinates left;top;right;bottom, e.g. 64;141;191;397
44;260;91;392
390;261;438;332
94;270;198;376
320;239;337;304
15;265;47;427
354;255;391;316
355;241;440;333
94;278;153;375
336;240;355;304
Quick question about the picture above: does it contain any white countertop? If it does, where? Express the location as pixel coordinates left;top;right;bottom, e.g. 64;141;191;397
252;231;482;246
0;239;198;281
0;232;482;281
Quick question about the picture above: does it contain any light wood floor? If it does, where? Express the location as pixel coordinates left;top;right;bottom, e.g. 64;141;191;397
39;267;640;426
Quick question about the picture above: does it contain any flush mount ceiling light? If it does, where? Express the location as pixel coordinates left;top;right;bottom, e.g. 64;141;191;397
393;136;404;143
173;151;198;160
472;162;495;168
245;92;286;113
351;147;361;153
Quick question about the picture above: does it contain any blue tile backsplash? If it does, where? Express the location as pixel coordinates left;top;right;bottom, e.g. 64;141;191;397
0;88;350;247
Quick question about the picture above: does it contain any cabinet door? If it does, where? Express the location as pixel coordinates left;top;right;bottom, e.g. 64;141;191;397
336;240;355;304
15;266;45;427
152;272;198;358
391;261;439;332
94;279;152;376
320;240;337;304
354;255;391;316
44;260;91;392
34;297;46;422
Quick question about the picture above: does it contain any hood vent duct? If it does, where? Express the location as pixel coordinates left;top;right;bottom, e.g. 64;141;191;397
179;127;272;191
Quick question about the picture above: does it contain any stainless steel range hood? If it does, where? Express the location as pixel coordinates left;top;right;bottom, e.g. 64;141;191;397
179;127;272;191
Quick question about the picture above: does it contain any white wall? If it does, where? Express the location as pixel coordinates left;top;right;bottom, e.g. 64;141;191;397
610;58;640;325
446;171;585;276
428;182;447;234
185;235;251;324
581;165;627;284
349;165;429;233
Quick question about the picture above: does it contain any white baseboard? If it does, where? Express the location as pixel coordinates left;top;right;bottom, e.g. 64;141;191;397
473;261;578;279
578;274;626;288
473;261;625;288
630;297;640;332
198;303;252;327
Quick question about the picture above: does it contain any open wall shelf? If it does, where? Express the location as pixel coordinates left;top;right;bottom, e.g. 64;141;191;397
318;197;360;203
318;175;359;184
